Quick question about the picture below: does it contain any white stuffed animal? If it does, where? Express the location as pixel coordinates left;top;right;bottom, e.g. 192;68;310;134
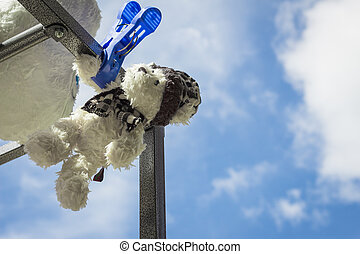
24;55;201;211
0;0;101;143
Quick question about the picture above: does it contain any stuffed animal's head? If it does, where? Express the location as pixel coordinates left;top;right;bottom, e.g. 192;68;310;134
121;63;201;126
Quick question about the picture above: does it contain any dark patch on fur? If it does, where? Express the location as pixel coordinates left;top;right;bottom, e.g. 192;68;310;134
81;87;145;132
138;67;147;74
151;71;183;126
150;65;201;126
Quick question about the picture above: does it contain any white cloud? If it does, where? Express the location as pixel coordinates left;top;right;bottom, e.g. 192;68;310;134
206;162;276;200
273;198;307;225
286;105;323;167
311;208;329;228
287;188;302;200
201;82;247;122
238;188;329;228
271;189;307;227
276;0;360;202
20;172;50;191
249;90;278;113
244;78;278;113
121;0;254;77
274;0;317;58
270;188;330;228
242;206;264;219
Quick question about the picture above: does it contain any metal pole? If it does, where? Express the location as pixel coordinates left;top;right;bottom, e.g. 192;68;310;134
0;142;25;166
0;24;49;63
17;0;103;57
140;126;166;239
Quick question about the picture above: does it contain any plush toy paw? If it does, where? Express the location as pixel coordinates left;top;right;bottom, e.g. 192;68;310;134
73;54;102;92
24;129;72;168
55;155;96;211
56;173;90;211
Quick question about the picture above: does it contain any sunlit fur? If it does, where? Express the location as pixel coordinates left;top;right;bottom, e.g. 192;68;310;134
0;0;101;143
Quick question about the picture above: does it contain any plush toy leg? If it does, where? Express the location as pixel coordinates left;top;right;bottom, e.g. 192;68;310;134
105;127;146;169
24;117;79;168
55;154;97;211
25;129;71;168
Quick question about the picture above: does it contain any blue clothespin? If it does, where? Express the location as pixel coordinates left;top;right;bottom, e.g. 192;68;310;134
92;1;162;89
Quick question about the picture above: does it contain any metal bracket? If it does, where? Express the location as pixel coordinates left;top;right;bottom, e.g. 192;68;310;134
17;0;103;57
45;24;68;42
0;23;70;63
0;24;49;63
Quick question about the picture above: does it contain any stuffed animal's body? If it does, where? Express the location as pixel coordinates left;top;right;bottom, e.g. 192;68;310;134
0;0;101;143
25;56;201;211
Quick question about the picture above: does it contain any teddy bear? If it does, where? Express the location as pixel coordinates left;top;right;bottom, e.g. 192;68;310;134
0;0;101;143
24;54;201;211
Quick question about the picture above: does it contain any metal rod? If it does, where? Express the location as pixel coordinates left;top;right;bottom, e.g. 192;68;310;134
0;142;25;166
0;24;49;63
17;0;103;57
140;126;166;239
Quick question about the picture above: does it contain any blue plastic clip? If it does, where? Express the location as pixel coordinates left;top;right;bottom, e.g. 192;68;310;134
91;1;162;89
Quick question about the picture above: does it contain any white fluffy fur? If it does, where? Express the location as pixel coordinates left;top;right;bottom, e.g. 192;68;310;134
170;89;201;125
73;54;102;92
105;126;146;169
0;0;101;143
25;55;199;211
121;63;167;121
55;155;95;211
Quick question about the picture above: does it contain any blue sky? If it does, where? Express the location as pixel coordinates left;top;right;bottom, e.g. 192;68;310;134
1;0;360;238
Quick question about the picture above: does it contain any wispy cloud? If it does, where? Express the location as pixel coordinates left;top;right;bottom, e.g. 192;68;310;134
201;82;248;122
122;0;255;77
239;187;329;229
204;162;276;201
270;189;329;229
275;0;360;202
271;189;307;227
242;206;264;219
243;78;278;114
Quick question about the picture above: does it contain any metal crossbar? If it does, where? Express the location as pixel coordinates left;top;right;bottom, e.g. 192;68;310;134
17;0;103;57
0;142;25;165
0;24;49;63
0;0;166;239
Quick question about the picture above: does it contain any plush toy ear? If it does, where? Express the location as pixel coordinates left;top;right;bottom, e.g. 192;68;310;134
168;70;201;125
151;74;183;126
149;66;201;126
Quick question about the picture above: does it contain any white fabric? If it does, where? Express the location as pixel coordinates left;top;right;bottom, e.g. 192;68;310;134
0;0;101;143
